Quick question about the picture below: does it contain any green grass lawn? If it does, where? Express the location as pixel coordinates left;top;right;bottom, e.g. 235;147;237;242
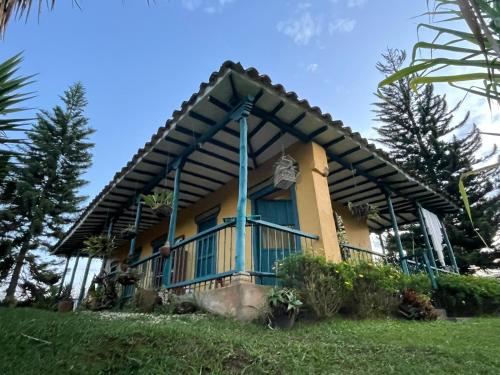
1;308;499;374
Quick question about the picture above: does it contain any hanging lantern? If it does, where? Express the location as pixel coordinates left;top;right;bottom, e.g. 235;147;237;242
273;154;298;190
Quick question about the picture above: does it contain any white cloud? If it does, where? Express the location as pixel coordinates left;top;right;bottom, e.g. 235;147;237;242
181;0;235;13
181;0;202;11
347;0;367;8
330;0;367;7
306;63;319;72
328;18;356;34
277;12;322;46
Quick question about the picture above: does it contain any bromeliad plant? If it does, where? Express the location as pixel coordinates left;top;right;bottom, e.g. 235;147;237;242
267;287;303;329
120;224;137;240
347;202;381;222
142;190;174;217
83;234;117;258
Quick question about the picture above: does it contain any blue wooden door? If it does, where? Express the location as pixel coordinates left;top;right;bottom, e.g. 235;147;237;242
196;216;217;277
254;199;297;283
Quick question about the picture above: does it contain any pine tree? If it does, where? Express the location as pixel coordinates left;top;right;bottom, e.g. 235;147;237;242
2;83;94;303
374;48;499;273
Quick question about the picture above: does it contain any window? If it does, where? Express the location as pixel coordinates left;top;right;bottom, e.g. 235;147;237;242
195;214;218;277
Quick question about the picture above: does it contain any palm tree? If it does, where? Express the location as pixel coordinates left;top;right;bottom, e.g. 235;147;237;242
0;53;34;183
0;0;56;36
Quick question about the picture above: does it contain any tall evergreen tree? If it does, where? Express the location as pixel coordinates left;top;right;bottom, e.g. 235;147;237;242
374;48;499;273
1;83;94;303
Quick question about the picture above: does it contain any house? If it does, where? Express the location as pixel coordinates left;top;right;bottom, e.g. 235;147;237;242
53;62;459;317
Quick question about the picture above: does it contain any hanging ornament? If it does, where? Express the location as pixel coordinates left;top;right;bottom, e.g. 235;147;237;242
273;154;298;190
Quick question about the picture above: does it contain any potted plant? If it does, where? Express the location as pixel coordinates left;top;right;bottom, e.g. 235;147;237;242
273;154;298;190
267;287;303;329
116;268;140;286
120;224;137;240
159;241;172;257
347;202;381;222
83;234;116;259
57;284;74;313
142;190;174;217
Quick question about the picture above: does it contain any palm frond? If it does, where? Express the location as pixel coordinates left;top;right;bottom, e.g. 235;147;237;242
0;53;35;156
0;1;55;37
379;0;500;105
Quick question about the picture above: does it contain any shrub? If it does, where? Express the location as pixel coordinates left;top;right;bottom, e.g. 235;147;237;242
278;254;352;319
346;262;403;319
433;274;500;316
399;273;433;296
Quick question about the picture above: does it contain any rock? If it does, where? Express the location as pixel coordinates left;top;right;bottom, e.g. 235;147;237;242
434;308;448;320
173;301;197;314
134;288;159;313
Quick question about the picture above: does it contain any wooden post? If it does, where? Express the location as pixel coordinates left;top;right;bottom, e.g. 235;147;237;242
378;232;386;257
422;252;438;289
128;195;142;258
417;203;438;273
440;218;459;273
235;113;249;273
57;256;70;296
67;250;81;294
385;192;409;274
100;219;114;273
163;160;184;286
77;256;93;307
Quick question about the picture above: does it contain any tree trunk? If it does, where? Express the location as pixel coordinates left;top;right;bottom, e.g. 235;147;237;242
4;241;30;305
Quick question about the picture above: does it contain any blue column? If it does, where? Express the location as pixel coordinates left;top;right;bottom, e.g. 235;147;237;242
68;250;81;294
168;162;183;245
385;193;409;274
417;203;438;273
77;255;92;307
422;252;438;289
163;161;184;287
128;195;142;258
440;218;459;273
100;219;114;272
57;256;70;296
235;114;249;273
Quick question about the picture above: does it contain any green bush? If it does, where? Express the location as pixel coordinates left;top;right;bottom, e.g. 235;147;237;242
279;254;438;320
346;262;404;318
434;274;500;316
278;254;352;319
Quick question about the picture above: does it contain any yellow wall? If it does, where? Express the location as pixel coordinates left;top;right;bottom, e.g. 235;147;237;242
331;201;372;250
110;141;344;270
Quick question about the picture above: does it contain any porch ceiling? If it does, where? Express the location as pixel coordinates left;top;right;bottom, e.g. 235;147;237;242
52;61;458;255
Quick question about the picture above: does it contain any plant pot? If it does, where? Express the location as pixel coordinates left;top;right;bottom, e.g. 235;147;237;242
58;299;74;313
153;206;172;218
116;272;139;286
159;242;171;257
270;309;298;329
348;202;370;219
120;228;137;240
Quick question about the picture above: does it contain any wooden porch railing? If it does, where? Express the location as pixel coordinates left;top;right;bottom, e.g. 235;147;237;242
116;218;319;298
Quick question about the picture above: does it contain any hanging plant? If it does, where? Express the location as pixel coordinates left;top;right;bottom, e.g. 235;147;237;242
120;224;137;240
273;154;299;190
83;234;117;258
347;202;381;222
116;269;141;286
142;190;174;217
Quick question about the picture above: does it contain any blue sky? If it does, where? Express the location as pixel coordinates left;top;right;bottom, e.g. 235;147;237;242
2;0;435;201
